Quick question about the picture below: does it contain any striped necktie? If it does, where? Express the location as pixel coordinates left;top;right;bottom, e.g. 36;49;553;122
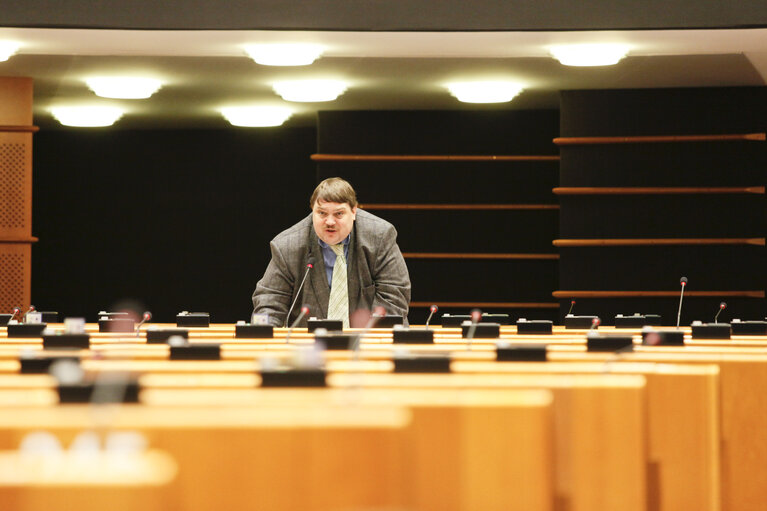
327;244;349;328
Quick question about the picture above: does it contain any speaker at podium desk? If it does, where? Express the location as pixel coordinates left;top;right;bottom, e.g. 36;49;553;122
176;311;210;327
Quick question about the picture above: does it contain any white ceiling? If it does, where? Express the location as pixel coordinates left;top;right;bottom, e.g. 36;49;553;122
1;27;766;129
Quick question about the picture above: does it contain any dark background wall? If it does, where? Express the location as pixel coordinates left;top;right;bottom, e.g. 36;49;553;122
558;87;767;324
32;127;316;322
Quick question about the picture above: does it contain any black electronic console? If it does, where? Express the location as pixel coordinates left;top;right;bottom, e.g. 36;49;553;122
176;312;210;327
691;322;731;339
564;315;599;329
98;311;131;320
644;314;662;326
57;381;140;404
441;313;509;326
372;315;404;328
393;354;451;373
641;329;685;346
586;333;634;352
7;323;47;338
314;332;355;350
730;320;767;336
98;318;135;333
461;322;500;339
307;318;343;332
146;328;190;344
0;313;12;325
234;323;274;339
169;343;221;360
260;368;327;387
392;327;434;344
42;333;90;349
614;314;647;328
496;342;548;362
19;355;81;374
516;319;553;335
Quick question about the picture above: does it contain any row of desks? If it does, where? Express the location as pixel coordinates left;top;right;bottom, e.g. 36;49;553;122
2;323;767;510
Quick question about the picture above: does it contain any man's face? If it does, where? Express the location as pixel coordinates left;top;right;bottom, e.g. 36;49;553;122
312;200;357;245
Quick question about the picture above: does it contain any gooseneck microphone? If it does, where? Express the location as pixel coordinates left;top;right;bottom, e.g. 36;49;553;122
714;302;726;324
465;309;482;351
135;311;152;337
676;277;688;329
590;317;601;330
284;256;316;328
425;305;438;327
567;300;576;316
285;306;310;344
11;307;21;323
22;305;36;322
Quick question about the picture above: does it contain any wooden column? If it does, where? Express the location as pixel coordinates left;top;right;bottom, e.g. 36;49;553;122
0;77;38;313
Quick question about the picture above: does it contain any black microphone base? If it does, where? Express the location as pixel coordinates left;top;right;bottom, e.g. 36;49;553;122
235;324;275;339
496;344;548;361
42;334;90;349
6;323;47;338
260;369;327;387
393;355;451;373
146;328;190;344
169;344;221;360
392;328;434;344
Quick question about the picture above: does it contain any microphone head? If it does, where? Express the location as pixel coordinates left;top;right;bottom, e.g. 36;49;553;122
143;311;152;321
592;317;601;327
470;308;482;322
300;305;310;315
12;307;21;315
429;304;438;313
720;302;727;310
306;255;316;269
680;277;688;285
571;300;576;305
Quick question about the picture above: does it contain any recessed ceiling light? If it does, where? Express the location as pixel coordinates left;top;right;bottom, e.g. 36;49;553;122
244;44;324;66
0;41;20;62
86;77;163;99
446;81;524;103
550;44;630;66
51;106;125;127
220;106;293;127
273;80;347;102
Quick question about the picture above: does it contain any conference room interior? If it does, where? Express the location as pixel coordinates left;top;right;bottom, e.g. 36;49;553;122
1;3;767;511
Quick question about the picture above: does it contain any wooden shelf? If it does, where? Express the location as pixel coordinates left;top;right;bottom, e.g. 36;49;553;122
410;301;559;309
553;133;766;145
403;252;559;260
553;238;765;247
0;125;39;133
553;187;765;195
553;290;765;298
362;204;559;211
312;154;560;162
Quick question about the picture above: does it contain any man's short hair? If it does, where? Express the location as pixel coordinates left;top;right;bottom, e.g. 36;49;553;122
310;177;358;209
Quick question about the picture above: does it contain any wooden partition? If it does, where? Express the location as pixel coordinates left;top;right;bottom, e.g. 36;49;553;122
0;77;37;313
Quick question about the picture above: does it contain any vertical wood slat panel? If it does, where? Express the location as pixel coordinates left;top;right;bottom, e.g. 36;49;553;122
0;77;36;312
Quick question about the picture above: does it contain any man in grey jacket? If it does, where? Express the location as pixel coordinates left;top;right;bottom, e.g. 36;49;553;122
252;177;411;327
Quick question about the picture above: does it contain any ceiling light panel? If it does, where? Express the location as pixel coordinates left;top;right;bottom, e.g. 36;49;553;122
273;80;347;102
244;44;324;66
51;106;125;127
446;81;524;103
550;44;630;66
86;77;163;99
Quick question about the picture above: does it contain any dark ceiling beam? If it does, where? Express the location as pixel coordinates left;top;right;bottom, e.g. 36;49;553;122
3;0;767;31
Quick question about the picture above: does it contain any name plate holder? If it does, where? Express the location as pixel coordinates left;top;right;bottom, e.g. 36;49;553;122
586;334;634;352
731;320;767;335
146;328;190;344
372;315;404;328
614;314;647;328
57;381;141;404
98;318;135;333
169;344;221;360
260;369;327;387
496;343;548;362
234;324;274;339
641;329;685;346
393;355;451;373
516;319;553;335
392;328;434;344
314;333;355;350
307;319;343;333
564;315;599;329
176;312;210;328
441;313;509;327
20;356;81;374
691;323;731;339
42;334;90;349
460;323;500;339
7;323;48;338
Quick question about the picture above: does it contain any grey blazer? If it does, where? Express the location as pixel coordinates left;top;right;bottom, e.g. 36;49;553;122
252;209;411;327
